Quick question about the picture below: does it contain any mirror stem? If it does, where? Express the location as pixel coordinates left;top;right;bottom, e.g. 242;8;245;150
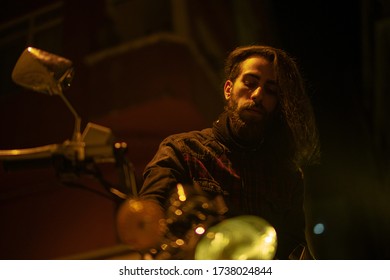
58;93;82;142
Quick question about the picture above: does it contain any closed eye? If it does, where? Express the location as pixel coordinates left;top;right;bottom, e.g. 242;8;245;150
242;75;259;90
264;84;278;95
241;73;279;95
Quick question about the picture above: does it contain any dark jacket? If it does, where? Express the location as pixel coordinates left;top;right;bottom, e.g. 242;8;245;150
139;112;307;259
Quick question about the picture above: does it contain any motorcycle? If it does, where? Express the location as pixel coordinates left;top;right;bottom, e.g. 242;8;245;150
116;183;278;260
0;47;277;260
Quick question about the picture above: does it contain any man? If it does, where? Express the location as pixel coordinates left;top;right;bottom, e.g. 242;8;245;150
117;45;320;259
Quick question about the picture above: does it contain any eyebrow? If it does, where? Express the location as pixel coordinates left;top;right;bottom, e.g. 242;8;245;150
243;73;277;85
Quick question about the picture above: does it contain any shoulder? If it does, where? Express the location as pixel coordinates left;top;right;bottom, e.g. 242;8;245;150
159;128;225;156
162;128;214;144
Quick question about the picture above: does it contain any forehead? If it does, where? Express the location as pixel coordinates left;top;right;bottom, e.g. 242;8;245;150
239;55;275;77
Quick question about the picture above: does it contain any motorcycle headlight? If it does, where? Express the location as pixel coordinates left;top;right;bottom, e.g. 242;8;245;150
194;215;277;260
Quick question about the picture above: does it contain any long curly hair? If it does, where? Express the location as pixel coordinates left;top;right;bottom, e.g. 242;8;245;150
223;45;320;167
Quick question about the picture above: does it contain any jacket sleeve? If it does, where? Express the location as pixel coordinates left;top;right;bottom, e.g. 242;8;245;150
287;169;314;259
138;136;190;209
276;169;310;259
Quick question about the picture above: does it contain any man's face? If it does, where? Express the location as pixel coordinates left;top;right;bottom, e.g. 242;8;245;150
224;55;279;126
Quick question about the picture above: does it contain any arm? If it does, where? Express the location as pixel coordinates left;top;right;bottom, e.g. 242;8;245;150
139;136;190;208
116;136;189;251
284;169;314;259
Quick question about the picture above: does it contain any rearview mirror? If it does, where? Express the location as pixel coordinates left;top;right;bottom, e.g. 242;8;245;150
12;47;80;141
11;47;74;96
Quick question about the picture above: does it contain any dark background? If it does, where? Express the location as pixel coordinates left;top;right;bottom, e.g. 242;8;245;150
0;0;389;259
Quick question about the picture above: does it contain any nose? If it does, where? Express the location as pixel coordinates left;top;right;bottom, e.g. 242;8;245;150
250;86;263;102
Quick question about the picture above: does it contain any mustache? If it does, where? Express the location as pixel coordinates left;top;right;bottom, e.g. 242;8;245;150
240;101;265;112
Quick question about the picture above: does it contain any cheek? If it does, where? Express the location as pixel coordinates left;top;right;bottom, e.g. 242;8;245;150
263;96;278;112
236;98;250;110
232;89;250;106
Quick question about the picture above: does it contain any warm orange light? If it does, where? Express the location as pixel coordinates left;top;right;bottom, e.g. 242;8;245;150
176;183;187;201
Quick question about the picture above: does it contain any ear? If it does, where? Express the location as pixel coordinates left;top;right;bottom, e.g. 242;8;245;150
224;80;233;100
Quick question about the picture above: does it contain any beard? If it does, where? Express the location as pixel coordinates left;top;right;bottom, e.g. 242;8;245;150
225;97;273;145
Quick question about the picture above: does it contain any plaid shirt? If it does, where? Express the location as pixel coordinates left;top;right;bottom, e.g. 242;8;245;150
140;112;307;259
